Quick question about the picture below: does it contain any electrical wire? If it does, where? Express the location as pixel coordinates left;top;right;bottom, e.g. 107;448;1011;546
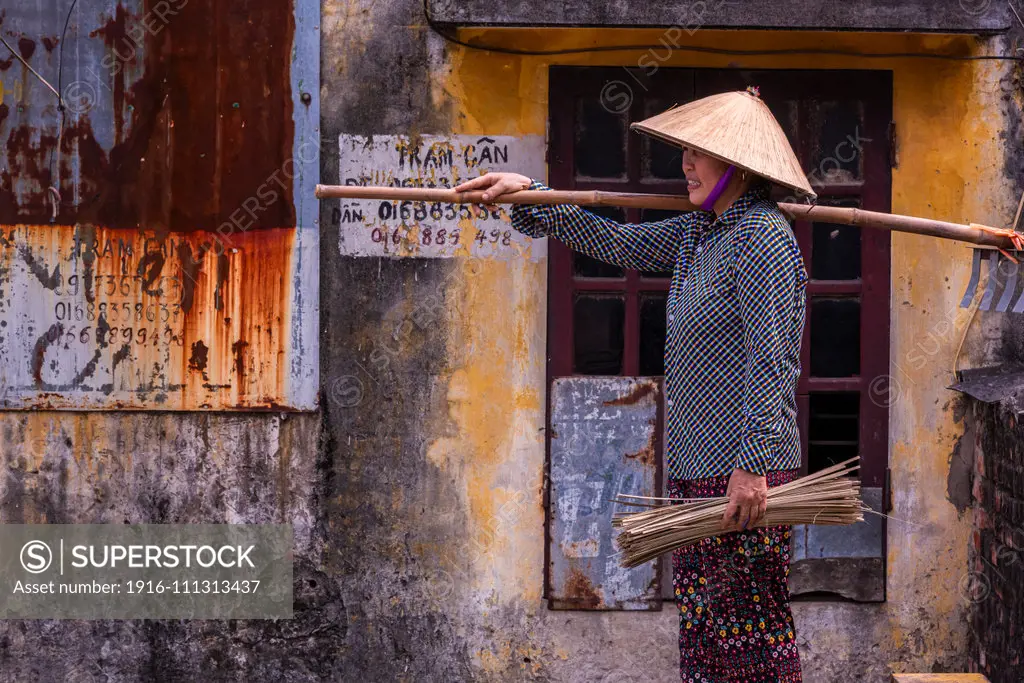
49;0;79;222
953;292;982;378
423;0;1023;62
1011;0;1024;31
0;35;62;97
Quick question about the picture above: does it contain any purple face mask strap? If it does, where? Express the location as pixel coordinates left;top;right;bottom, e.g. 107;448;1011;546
700;165;737;211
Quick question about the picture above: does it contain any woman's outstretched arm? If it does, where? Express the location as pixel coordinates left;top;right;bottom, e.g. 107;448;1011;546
454;173;691;272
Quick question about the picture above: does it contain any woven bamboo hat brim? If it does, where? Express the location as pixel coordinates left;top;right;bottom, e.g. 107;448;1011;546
630;89;816;199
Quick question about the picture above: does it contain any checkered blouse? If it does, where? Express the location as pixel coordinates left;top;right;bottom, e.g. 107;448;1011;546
512;181;807;480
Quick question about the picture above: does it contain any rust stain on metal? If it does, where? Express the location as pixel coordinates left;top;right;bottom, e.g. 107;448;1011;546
602;381;657;407
0;1;315;411
188;340;209;379
0;0;312;410
232;339;250;391
562;539;599;556
562;566;603;608
624;419;657;467
90;6;136;145
0;0;296;231
2;225;294;409
16;37;35;60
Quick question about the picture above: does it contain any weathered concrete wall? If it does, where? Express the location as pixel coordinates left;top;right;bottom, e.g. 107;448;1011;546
321;8;1022;680
0;412;333;681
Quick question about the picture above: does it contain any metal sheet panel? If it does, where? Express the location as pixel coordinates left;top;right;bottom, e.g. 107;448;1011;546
791;487;884;559
548;377;661;610
0;0;318;410
789;486;885;601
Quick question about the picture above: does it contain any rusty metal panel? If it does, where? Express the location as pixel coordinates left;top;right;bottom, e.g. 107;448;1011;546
548;377;661;610
0;0;318;410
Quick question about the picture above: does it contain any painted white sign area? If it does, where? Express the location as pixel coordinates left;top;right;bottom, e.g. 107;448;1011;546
336;134;547;259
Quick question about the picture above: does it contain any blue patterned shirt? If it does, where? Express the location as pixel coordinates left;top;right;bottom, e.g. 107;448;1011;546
512;181;807;479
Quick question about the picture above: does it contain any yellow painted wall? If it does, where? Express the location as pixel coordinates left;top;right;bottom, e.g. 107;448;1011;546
429;28;1012;677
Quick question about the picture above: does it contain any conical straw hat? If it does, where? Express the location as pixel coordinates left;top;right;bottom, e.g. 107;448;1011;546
630;88;816;199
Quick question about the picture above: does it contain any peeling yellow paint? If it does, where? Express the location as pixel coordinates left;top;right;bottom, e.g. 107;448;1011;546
426;256;546;608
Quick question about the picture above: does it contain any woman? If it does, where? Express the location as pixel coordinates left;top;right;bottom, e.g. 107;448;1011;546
456;87;812;682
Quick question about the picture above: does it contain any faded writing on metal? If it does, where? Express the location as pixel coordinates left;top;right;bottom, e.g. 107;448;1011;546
336;134;546;259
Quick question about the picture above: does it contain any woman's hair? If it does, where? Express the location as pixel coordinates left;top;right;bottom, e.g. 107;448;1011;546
749;174;772;193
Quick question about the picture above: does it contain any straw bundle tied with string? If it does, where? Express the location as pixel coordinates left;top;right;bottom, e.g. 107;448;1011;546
611;457;866;569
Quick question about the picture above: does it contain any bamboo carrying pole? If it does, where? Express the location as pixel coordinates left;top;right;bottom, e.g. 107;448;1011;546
315;184;1021;251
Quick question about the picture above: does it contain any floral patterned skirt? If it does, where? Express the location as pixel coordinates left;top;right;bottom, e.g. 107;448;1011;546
667;469;802;683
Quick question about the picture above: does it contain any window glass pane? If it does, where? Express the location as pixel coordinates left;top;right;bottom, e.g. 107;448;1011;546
812;222;861;280
810;298;860;377
641;98;686;180
573;295;625;375
639;294;668;376
575;97;626;179
574;207;625;278
808;393;859;473
809;100;864;183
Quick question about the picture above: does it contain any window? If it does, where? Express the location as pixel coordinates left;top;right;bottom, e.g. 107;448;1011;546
544;67;892;609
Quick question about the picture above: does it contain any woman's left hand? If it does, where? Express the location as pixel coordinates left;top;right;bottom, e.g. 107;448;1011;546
721;468;768;532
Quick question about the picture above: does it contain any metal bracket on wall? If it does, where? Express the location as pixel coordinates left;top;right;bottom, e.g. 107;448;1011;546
960;190;1024;312
959;247;1024;313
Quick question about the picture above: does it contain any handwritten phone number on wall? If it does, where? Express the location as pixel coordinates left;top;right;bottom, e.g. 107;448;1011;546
40;324;183;348
370;226;512;248
49;274;182;301
376;200;508;224
54;301;182;324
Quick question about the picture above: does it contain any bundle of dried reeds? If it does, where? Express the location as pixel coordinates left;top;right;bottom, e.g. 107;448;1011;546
611;458;865;568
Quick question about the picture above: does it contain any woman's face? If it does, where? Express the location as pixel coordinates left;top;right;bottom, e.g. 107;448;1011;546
682;147;731;207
